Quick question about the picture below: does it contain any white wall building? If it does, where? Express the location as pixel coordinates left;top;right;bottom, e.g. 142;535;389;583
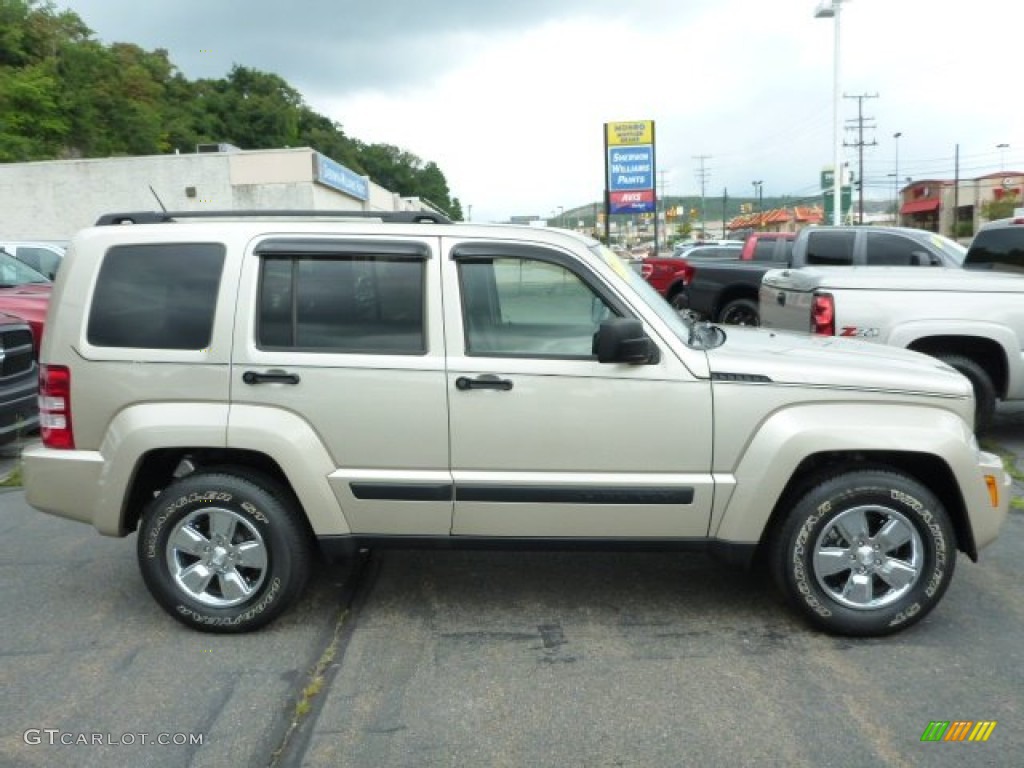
0;145;437;239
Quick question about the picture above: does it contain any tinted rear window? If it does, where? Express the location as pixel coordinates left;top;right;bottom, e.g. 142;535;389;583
805;231;855;265
751;239;777;261
965;227;1024;272
87;243;225;349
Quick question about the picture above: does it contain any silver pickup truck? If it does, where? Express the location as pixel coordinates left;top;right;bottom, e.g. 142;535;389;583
760;263;1024;431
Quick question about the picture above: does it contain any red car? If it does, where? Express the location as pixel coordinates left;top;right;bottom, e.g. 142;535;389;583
639;243;741;310
0;248;51;352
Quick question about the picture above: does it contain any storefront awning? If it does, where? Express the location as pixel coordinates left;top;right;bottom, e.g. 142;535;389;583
900;199;940;215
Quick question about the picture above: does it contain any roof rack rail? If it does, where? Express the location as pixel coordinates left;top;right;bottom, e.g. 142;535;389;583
94;210;453;226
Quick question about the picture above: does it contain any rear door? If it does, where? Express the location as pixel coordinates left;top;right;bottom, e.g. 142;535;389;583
229;234;452;536
442;238;714;539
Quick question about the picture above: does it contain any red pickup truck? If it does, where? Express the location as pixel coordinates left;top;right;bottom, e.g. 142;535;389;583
0;248;51;352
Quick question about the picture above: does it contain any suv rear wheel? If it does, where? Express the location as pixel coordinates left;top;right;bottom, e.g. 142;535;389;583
770;469;955;636
137;470;312;633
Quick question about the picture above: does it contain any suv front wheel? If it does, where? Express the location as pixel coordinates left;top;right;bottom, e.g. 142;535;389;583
770;469;956;636
137;470;312;633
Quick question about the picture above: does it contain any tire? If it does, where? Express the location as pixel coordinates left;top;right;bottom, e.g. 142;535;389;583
770;469;956;637
717;298;759;326
137;471;312;633
936;354;996;433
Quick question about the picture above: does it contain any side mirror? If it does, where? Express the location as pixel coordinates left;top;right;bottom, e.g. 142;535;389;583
593;318;659;364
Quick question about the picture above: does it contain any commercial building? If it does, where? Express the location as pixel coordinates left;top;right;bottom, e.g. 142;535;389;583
899;172;1024;238
0;145;438;239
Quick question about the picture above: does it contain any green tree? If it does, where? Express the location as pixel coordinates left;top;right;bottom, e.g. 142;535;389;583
0;2;463;210
0;62;67;159
981;192;1020;222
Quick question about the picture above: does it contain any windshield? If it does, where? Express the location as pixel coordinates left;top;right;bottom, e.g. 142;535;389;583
591;243;722;349
919;232;967;266
0;250;50;286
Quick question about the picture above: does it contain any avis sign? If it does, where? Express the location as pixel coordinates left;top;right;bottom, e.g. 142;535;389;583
605;121;656;214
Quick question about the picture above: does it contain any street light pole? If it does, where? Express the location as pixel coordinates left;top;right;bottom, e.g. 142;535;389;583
815;1;843;226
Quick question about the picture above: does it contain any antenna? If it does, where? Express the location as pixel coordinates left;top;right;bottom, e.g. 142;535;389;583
149;185;167;212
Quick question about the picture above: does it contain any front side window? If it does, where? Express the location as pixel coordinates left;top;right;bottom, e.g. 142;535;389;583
258;254;425;354
459;256;615;357
87;243;224;349
865;232;930;265
805;231;855;265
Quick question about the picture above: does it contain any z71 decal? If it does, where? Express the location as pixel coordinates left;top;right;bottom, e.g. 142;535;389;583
839;326;880;338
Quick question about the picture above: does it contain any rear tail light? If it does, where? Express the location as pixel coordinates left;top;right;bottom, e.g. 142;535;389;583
811;292;835;336
39;364;74;449
678;262;696;286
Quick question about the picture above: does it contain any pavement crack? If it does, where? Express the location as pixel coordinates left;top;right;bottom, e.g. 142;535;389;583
268;551;375;768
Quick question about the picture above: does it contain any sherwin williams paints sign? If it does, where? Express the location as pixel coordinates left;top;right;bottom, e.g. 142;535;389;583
605;121;656;214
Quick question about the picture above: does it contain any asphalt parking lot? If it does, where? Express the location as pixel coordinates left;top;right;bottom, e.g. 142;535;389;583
2;414;1023;768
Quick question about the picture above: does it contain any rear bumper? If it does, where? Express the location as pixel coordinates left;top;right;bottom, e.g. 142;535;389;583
22;444;107;530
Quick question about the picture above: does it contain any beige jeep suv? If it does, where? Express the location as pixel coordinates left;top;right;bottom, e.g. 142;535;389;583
24;210;1009;635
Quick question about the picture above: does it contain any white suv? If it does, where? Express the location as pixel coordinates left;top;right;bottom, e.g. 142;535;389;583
24;210;1009;635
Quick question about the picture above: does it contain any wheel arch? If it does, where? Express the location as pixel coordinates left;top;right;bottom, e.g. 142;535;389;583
906;334;1008;399
123;448;298;534
712;403;983;563
752;450;976;569
712;285;759;320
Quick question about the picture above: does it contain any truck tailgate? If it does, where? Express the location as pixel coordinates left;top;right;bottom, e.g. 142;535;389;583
759;268;819;331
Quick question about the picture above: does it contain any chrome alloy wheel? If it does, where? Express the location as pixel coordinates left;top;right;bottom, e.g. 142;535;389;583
165;507;268;607
812;504;924;610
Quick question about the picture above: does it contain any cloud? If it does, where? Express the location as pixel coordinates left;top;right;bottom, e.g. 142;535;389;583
57;0;1024;222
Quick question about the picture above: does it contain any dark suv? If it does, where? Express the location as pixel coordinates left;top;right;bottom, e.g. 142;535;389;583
963;215;1024;272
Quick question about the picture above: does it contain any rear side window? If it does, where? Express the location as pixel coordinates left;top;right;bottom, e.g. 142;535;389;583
805;231;855;265
751;239;778;261
87;243;225;349
258;253;425;354
965;228;1024;272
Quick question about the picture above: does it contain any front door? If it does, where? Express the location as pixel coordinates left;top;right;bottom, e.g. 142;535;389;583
442;238;714;539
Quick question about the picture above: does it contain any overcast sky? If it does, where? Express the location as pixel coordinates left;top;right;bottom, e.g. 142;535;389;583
59;0;1024;223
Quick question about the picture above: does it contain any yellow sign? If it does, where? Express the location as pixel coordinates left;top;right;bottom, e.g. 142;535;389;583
606;121;654;146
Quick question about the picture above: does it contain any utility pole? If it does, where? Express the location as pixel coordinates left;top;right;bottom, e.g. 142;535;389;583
953;144;960;240
657;170;670;251
693;155;711;238
721;188;728;238
844;93;878;224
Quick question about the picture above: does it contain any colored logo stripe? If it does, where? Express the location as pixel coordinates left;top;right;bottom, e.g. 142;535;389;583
969;721;997;742
921;720;997;742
